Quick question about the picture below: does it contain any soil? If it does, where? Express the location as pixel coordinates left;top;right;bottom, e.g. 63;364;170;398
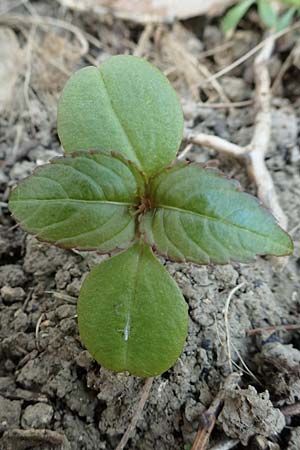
0;2;300;450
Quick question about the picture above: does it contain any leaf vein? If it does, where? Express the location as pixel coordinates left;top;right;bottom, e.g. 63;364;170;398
162;212;185;260
33;175;70;198
156;204;285;249
178;214;210;262
99;71;142;168
56;163;105;198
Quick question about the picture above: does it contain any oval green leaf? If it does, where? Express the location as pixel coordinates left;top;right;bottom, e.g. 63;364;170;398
78;242;188;377
257;0;277;28
221;0;255;32
140;163;293;264
276;7;296;32
57;55;183;178
9;151;144;252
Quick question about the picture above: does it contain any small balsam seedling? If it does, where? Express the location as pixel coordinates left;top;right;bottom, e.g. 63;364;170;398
9;55;293;377
222;0;300;33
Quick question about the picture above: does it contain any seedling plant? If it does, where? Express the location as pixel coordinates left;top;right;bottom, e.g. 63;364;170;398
222;0;300;32
9;56;293;378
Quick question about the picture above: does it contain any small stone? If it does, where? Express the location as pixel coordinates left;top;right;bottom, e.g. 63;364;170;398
76;351;93;370
184;397;205;422
4;359;16;372
66;278;82;297
28;147;61;164
218;385;285;445
213;266;239;287
0;265;26;288
288;427;300;450
60;317;77;334
221;76;251;102
13;309;28;331
21;403;54;429
9;161;35;180
56;304;76;320
0;377;15;391
0;171;8;186
0;395;21;431
1;286;25;304
290;146;300;163
55;269;71;289
191;267;209;286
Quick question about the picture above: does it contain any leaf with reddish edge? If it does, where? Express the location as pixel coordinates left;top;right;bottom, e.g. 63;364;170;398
140;162;293;264
9;150;145;252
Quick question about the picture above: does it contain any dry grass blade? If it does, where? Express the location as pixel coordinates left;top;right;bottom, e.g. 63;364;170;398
206;21;300;84
186;132;245;157
0;429;70;450
115;377;154;450
185;30;289;239
223;283;246;373
209;438;239;450
0;0;26;15
247;323;300;336
35;313;44;351
0;13;89;55
280;402;300;417
134;23;154;57
161;23;230;102
191;374;241;450
0;27;23;114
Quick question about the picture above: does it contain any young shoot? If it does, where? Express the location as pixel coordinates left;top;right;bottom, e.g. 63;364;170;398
222;0;299;33
9;55;293;377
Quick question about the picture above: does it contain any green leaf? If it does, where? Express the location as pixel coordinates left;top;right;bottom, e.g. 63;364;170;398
280;0;300;6
276;7;296;31
78;241;188;377
140;163;293;264
221;0;255;32
57;55;183;178
9;151;145;252
257;0;277;28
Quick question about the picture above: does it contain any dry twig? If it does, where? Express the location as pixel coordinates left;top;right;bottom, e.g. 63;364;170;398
134;23;155;57
23;23;36;126
185;30;288;232
188;100;253;110
0;387;48;403
115;377;154;450
280;402;300;417
206;22;300;84
35;313;44;351
0;13;89;55
272;44;297;94
198;42;234;60
247;323;300;336
186;132;245;157
0;429;70;450
209;438;239;450
161;24;230;103
191;374;240;450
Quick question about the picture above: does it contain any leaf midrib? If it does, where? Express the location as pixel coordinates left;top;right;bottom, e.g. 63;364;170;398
155;203;286;249
123;245;142;370
11;199;134;207
99;70;142;169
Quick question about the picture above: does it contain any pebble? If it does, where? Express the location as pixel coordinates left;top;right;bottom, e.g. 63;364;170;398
1;286;25;304
21;402;54;429
0;395;21;432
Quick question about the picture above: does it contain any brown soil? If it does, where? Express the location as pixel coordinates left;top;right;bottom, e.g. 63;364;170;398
0;1;300;449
